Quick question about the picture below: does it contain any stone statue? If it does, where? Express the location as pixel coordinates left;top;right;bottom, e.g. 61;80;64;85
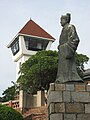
55;13;83;83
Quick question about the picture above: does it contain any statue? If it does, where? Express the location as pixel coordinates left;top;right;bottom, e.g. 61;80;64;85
55;13;83;83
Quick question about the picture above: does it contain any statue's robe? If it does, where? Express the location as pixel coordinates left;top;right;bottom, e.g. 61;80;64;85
56;23;83;83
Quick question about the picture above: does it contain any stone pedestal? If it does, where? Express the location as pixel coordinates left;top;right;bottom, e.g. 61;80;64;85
48;83;90;120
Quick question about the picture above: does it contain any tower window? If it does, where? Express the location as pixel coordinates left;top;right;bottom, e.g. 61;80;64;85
24;36;49;51
11;39;19;56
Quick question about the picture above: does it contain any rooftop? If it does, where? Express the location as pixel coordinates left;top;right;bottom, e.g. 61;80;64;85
83;69;90;81
7;19;55;48
19;19;55;40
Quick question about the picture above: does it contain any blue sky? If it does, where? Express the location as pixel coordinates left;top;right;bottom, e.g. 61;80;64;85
0;0;90;96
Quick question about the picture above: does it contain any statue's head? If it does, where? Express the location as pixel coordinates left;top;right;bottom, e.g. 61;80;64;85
60;13;71;27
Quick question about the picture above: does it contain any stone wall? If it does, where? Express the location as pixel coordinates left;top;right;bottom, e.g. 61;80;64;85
1;90;47;114
19;90;47;113
23;106;48;120
48;83;90;120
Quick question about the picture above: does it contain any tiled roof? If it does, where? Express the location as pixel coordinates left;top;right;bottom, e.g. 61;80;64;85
83;69;90;81
7;19;55;48
19;19;55;40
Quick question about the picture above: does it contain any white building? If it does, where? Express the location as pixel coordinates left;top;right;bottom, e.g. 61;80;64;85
7;19;55;79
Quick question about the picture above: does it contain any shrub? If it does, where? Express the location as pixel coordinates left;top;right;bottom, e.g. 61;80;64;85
0;104;23;120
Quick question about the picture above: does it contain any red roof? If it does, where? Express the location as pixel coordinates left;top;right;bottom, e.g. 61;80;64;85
19;19;55;40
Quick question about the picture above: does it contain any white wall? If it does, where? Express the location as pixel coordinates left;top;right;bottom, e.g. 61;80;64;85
12;35;53;80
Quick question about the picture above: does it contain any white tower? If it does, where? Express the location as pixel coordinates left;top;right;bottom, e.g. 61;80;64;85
7;19;55;80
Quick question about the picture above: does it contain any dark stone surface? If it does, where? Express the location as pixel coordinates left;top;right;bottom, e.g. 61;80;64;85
56;13;83;83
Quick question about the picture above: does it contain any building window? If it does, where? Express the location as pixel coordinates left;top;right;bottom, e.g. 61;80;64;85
11;39;19;56
24;36;49;51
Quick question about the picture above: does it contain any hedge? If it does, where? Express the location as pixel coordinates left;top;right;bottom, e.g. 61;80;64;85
0;104;23;120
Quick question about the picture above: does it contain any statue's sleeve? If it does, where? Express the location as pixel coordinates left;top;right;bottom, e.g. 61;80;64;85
67;25;80;52
64;25;80;59
58;25;80;59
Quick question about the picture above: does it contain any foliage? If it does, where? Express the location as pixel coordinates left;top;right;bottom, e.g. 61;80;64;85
17;50;89;93
0;104;23;120
17;50;58;93
1;85;16;102
0;97;3;102
75;53;89;77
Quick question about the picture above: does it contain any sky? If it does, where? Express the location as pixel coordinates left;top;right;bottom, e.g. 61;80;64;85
0;0;90;96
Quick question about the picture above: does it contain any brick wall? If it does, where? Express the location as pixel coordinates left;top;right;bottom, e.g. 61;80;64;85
48;83;90;120
23;106;48;120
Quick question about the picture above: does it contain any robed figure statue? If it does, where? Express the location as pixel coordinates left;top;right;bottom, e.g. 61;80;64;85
55;13;83;83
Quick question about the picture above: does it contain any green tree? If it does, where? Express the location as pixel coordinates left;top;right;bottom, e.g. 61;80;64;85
75;53;89;77
0;104;23;120
17;50;89;93
1;85;16;102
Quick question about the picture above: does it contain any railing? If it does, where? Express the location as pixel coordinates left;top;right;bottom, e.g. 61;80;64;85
2;99;19;110
1;90;47;113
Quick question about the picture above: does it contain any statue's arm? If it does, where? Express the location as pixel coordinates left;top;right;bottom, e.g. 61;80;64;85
67;25;80;52
62;25;80;59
